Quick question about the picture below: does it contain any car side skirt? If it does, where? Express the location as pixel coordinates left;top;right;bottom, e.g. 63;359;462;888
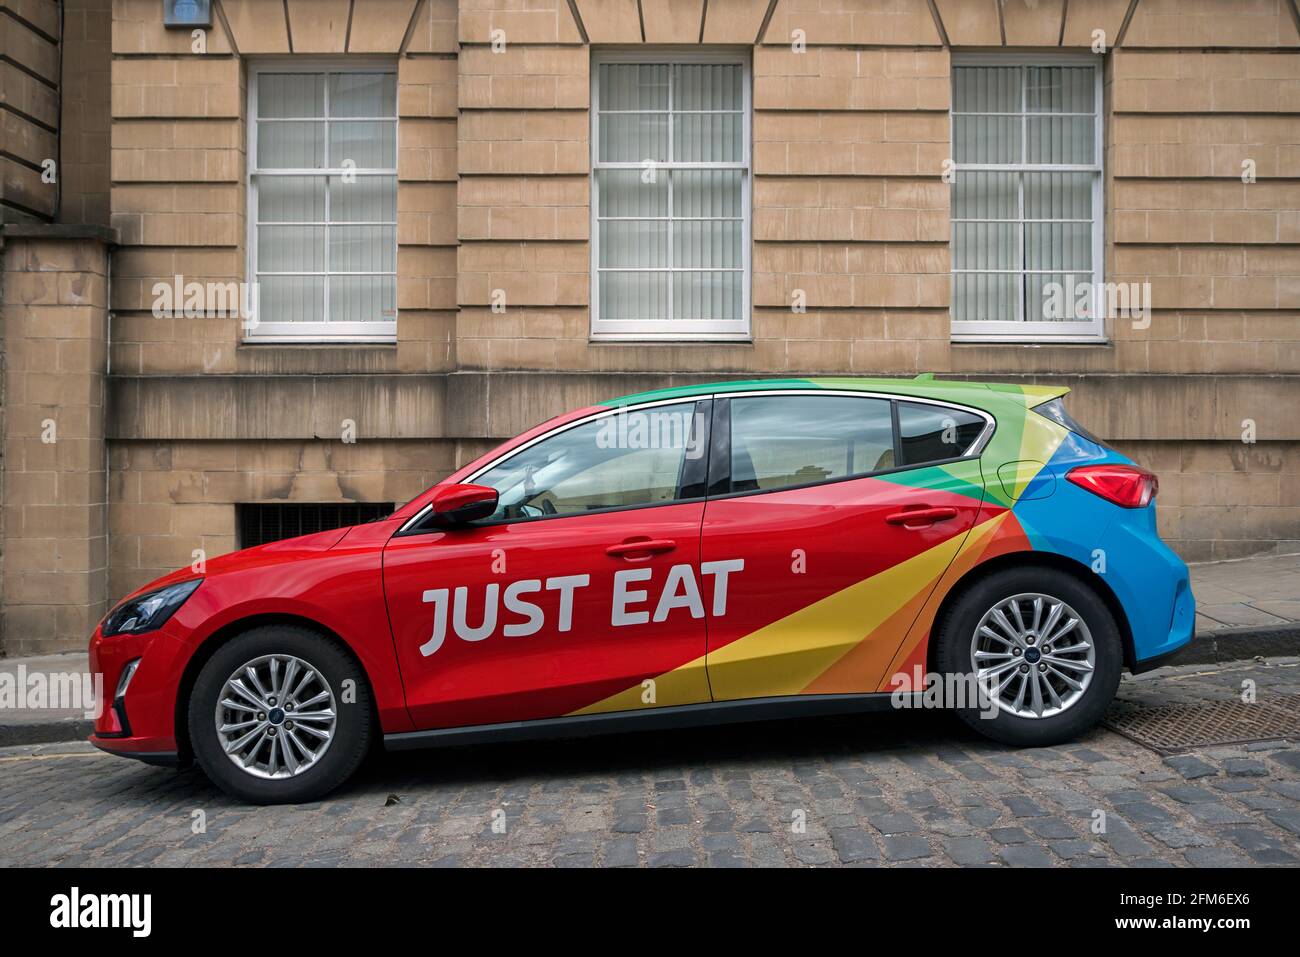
383;692;914;751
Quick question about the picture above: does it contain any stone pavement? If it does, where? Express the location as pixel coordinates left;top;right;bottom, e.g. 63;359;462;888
0;656;1297;868
1192;553;1300;633
0;653;96;745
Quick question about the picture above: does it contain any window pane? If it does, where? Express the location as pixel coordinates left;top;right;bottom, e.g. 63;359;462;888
600;221;667;268
598;63;669;110
1027;116;1094;164
329;175;397;222
729;396;895;493
953;272;1017;323
329;73;396;117
1026;222;1091;271
1024;172;1091;219
258;73;324;118
952;171;1016;220
674;63;743;110
672;169;742;217
598;113;668;163
329;225;396;273
258;275;325;323
674;271;743;321
599;272;669;322
329;121;396;169
673;113;743;162
953;66;1020;113
474;400;700;520
953;222;1016;270
1026;272;1098;323
897;402;986;465
953;114;1020;164
329;276;396;324
258;225;326;272
597;169;667;216
1026;66;1094;114
257;176;324;222
673;220;742;268
258;120;325;168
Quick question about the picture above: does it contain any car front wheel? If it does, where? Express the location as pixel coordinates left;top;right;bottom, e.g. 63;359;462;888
935;566;1122;747
188;626;373;804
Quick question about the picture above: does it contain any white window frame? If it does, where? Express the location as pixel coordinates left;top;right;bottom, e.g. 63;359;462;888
949;53;1105;343
246;59;399;343
590;48;752;342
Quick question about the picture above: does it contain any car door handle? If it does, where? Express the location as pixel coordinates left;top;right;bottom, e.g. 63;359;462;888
885;506;959;527
606;538;677;558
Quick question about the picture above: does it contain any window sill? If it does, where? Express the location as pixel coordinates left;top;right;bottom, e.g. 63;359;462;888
240;339;398;347
588;336;754;345
950;337;1111;346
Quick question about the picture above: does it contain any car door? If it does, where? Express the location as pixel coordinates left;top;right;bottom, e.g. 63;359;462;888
384;399;714;730
701;392;989;701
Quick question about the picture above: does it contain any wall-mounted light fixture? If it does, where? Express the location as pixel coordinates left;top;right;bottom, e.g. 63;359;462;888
163;0;212;28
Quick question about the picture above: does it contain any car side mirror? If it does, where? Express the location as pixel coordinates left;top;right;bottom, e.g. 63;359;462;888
428;483;498;527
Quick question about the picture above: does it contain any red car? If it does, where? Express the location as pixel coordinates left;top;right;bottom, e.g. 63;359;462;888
90;378;1192;803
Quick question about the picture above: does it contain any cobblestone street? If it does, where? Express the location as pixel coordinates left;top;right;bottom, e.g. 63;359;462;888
1;657;1298;868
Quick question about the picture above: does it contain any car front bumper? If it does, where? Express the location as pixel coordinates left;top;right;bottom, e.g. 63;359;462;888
87;621;192;757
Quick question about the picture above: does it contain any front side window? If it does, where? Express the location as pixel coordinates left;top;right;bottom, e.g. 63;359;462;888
474;401;704;521
728;396;895;494
591;53;751;341
950;58;1103;342
248;65;398;341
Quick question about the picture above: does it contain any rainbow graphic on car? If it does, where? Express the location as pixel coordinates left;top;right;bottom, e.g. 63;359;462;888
567;376;1194;716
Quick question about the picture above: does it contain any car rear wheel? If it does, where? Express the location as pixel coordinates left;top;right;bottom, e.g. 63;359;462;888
935;566;1122;747
189;626;372;804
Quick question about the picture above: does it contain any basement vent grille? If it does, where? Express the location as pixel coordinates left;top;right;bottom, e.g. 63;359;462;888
1104;696;1300;754
237;503;395;549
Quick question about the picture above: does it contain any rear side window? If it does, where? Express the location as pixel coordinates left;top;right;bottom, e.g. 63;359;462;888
728;395;895;493
1032;397;1107;448
896;401;987;466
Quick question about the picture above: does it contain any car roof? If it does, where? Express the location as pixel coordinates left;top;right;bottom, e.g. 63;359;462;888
601;376;1069;410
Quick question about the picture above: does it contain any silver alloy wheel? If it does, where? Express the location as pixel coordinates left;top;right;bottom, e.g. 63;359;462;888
214;654;337;780
970;592;1095;719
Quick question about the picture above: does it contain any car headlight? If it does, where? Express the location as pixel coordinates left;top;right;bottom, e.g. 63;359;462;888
101;580;202;637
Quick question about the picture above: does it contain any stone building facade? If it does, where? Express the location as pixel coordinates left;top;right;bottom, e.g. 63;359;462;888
1;0;1297;655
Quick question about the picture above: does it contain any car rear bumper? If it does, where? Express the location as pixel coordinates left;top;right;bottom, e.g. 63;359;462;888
1129;631;1193;674
1099;509;1196;668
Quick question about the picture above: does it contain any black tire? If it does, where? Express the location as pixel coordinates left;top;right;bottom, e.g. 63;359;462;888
934;566;1122;747
188;626;373;804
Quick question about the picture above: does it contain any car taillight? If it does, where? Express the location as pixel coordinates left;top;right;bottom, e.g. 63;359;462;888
1066;464;1158;508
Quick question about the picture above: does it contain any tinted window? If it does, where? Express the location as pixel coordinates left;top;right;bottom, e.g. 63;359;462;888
729;395;894;493
896;401;986;466
474;401;704;521
1032;397;1107;448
